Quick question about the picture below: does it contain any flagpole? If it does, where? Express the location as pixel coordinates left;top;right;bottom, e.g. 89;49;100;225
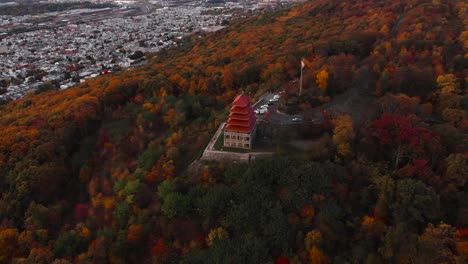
299;60;303;96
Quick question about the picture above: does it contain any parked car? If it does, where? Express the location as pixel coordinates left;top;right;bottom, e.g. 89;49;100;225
292;117;302;122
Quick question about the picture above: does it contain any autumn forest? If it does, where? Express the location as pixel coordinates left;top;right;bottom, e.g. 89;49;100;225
0;0;467;263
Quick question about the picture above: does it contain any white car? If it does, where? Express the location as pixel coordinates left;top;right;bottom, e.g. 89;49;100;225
292;117;302;122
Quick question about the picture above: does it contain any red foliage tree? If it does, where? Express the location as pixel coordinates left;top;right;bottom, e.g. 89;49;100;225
74;204;89;222
276;256;290;264
151;239;170;263
372;113;441;169
397;158;431;178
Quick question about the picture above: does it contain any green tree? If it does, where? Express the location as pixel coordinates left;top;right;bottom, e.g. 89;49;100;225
157;179;176;199
138;147;160;171
54;232;79;258
114;202;130;226
161;192;191;218
197;184;233;225
24;202;49;230
393;179;435;225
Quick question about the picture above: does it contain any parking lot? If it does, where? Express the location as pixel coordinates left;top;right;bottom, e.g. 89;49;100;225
253;91;319;125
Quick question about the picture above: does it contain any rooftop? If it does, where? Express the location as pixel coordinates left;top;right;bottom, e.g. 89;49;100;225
225;93;256;133
232;93;252;107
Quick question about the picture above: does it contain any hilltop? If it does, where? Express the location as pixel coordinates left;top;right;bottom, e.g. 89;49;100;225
0;0;466;263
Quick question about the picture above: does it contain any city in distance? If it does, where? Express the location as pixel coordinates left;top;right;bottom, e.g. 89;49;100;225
0;0;294;101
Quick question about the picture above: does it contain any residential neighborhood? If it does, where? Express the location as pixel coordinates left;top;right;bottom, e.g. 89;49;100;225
0;0;288;100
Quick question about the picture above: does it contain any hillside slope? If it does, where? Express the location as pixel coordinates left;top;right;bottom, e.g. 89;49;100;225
0;0;466;263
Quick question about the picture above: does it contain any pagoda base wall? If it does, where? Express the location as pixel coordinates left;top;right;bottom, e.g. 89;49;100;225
200;122;273;163
224;127;256;149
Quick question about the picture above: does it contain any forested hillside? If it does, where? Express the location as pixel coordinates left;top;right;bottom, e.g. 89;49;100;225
0;0;466;263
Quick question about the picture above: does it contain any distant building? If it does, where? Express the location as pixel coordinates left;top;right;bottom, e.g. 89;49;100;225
63;49;78;55
0;46;8;54
224;93;256;149
64;25;79;31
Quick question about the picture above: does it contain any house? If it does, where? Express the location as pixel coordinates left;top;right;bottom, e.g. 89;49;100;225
0;46;8;54
224;93;256;149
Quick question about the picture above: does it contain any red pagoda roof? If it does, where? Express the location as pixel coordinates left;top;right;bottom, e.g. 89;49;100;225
229;113;250;120
227;119;251;127
225;93;256;133
230;106;249;115
224;125;252;133
232;94;251;107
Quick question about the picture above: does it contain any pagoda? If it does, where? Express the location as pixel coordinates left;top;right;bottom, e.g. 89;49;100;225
224;93;257;149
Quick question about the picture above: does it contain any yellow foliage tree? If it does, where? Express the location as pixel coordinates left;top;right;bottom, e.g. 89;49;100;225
127;224;144;242
417;222;458;263
384;41;392;57
435;74;462;112
459;31;468;50
76;223;91;241
380;25;389;34
17;230;33;255
304;230;322;251
102;196;115;210
442;108;467;126
360;215;384;236
332;115;355;158
361;215;375;230
436;74;460;95
0;228;19;263
163;109;185;130
315;70;329;93
27;246;53;264
309;246;329;264
422;102;433;116
162;160;175;179
207;227;229;246
300;205;315;219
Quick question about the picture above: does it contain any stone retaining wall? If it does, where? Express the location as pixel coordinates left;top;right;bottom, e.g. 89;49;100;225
201;149;250;162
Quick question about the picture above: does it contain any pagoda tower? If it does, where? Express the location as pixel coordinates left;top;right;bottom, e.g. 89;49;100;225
224;93;257;149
